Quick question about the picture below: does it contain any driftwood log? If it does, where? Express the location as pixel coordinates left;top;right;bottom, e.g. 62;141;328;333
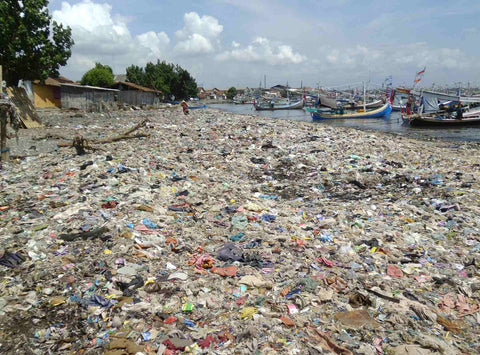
57;119;150;153
59;226;110;241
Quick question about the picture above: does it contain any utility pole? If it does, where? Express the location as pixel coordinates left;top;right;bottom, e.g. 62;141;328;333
264;74;266;89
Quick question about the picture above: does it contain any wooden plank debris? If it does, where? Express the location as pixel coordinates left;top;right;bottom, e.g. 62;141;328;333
6;87;42;129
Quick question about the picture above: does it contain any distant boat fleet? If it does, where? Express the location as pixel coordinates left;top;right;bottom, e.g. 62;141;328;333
236;83;395;120
232;83;480;127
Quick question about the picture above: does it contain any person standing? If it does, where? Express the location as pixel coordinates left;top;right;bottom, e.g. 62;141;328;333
181;100;189;115
456;103;463;120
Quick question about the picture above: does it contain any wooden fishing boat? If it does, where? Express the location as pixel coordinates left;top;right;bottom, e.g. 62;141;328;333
311;102;392;120
254;99;304;111
305;107;332;114
400;88;480;126
391;88;410;111
403;107;480;127
318;93;338;109
343;99;384;110
233;98;254;104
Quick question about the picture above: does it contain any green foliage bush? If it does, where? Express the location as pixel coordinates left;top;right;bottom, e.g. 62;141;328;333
81;63;114;87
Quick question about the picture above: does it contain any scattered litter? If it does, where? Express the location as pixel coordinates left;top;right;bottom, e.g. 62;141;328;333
0;107;479;353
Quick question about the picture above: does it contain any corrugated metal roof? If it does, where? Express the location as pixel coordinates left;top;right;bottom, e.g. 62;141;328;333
60;83;120;92
33;76;74;87
113;81;161;93
33;77;61;87
56;76;74;84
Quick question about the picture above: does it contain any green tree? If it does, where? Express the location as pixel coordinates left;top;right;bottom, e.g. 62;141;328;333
81;62;114;87
226;87;237;100
125;60;197;99
0;0;74;86
126;65;145;86
145;61;175;95
171;66;198;99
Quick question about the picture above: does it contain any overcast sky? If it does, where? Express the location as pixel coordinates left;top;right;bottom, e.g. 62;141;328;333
48;0;480;89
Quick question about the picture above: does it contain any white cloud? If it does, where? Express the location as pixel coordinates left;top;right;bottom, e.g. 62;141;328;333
52;0;170;79
49;1;480;88
216;37;306;65
318;43;475;72
174;12;223;54
304;42;480;87
175;33;214;54
136;31;170;58
175;12;223;40
324;45;381;68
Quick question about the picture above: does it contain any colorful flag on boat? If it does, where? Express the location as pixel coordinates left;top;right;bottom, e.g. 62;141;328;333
413;67;426;84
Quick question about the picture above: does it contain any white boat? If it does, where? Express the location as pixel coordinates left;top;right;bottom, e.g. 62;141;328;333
253;98;304;111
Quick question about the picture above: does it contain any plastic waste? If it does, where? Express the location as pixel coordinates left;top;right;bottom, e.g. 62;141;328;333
0;106;478;354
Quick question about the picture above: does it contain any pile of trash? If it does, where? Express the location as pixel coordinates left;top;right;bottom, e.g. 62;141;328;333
0;107;479;354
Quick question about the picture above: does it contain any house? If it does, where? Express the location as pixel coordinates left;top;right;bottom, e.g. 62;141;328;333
32;76;74;108
209;88;227;100
111;81;161;107
60;83;119;110
198;89;210;100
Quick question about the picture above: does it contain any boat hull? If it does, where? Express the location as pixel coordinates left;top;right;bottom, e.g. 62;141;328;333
234;100;254;104
311;102;392;120
405;115;480;127
254;99;304;111
403;108;480;127
344;99;384;110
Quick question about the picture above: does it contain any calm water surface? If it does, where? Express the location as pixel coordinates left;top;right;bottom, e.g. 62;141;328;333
209;103;480;143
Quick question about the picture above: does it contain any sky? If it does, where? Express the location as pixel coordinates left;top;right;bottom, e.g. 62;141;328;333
48;0;480;89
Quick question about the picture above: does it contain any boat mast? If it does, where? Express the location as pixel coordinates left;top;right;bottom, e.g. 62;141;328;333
363;81;366;112
317;83;320;107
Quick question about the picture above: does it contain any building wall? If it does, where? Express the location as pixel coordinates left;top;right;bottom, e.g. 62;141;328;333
118;91;160;107
61;86;116;110
33;83;61;108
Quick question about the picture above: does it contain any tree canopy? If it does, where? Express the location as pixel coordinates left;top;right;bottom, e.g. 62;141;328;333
125;65;145;87
126;61;197;99
81;62;114;87
0;0;74;86
226;87;237;100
